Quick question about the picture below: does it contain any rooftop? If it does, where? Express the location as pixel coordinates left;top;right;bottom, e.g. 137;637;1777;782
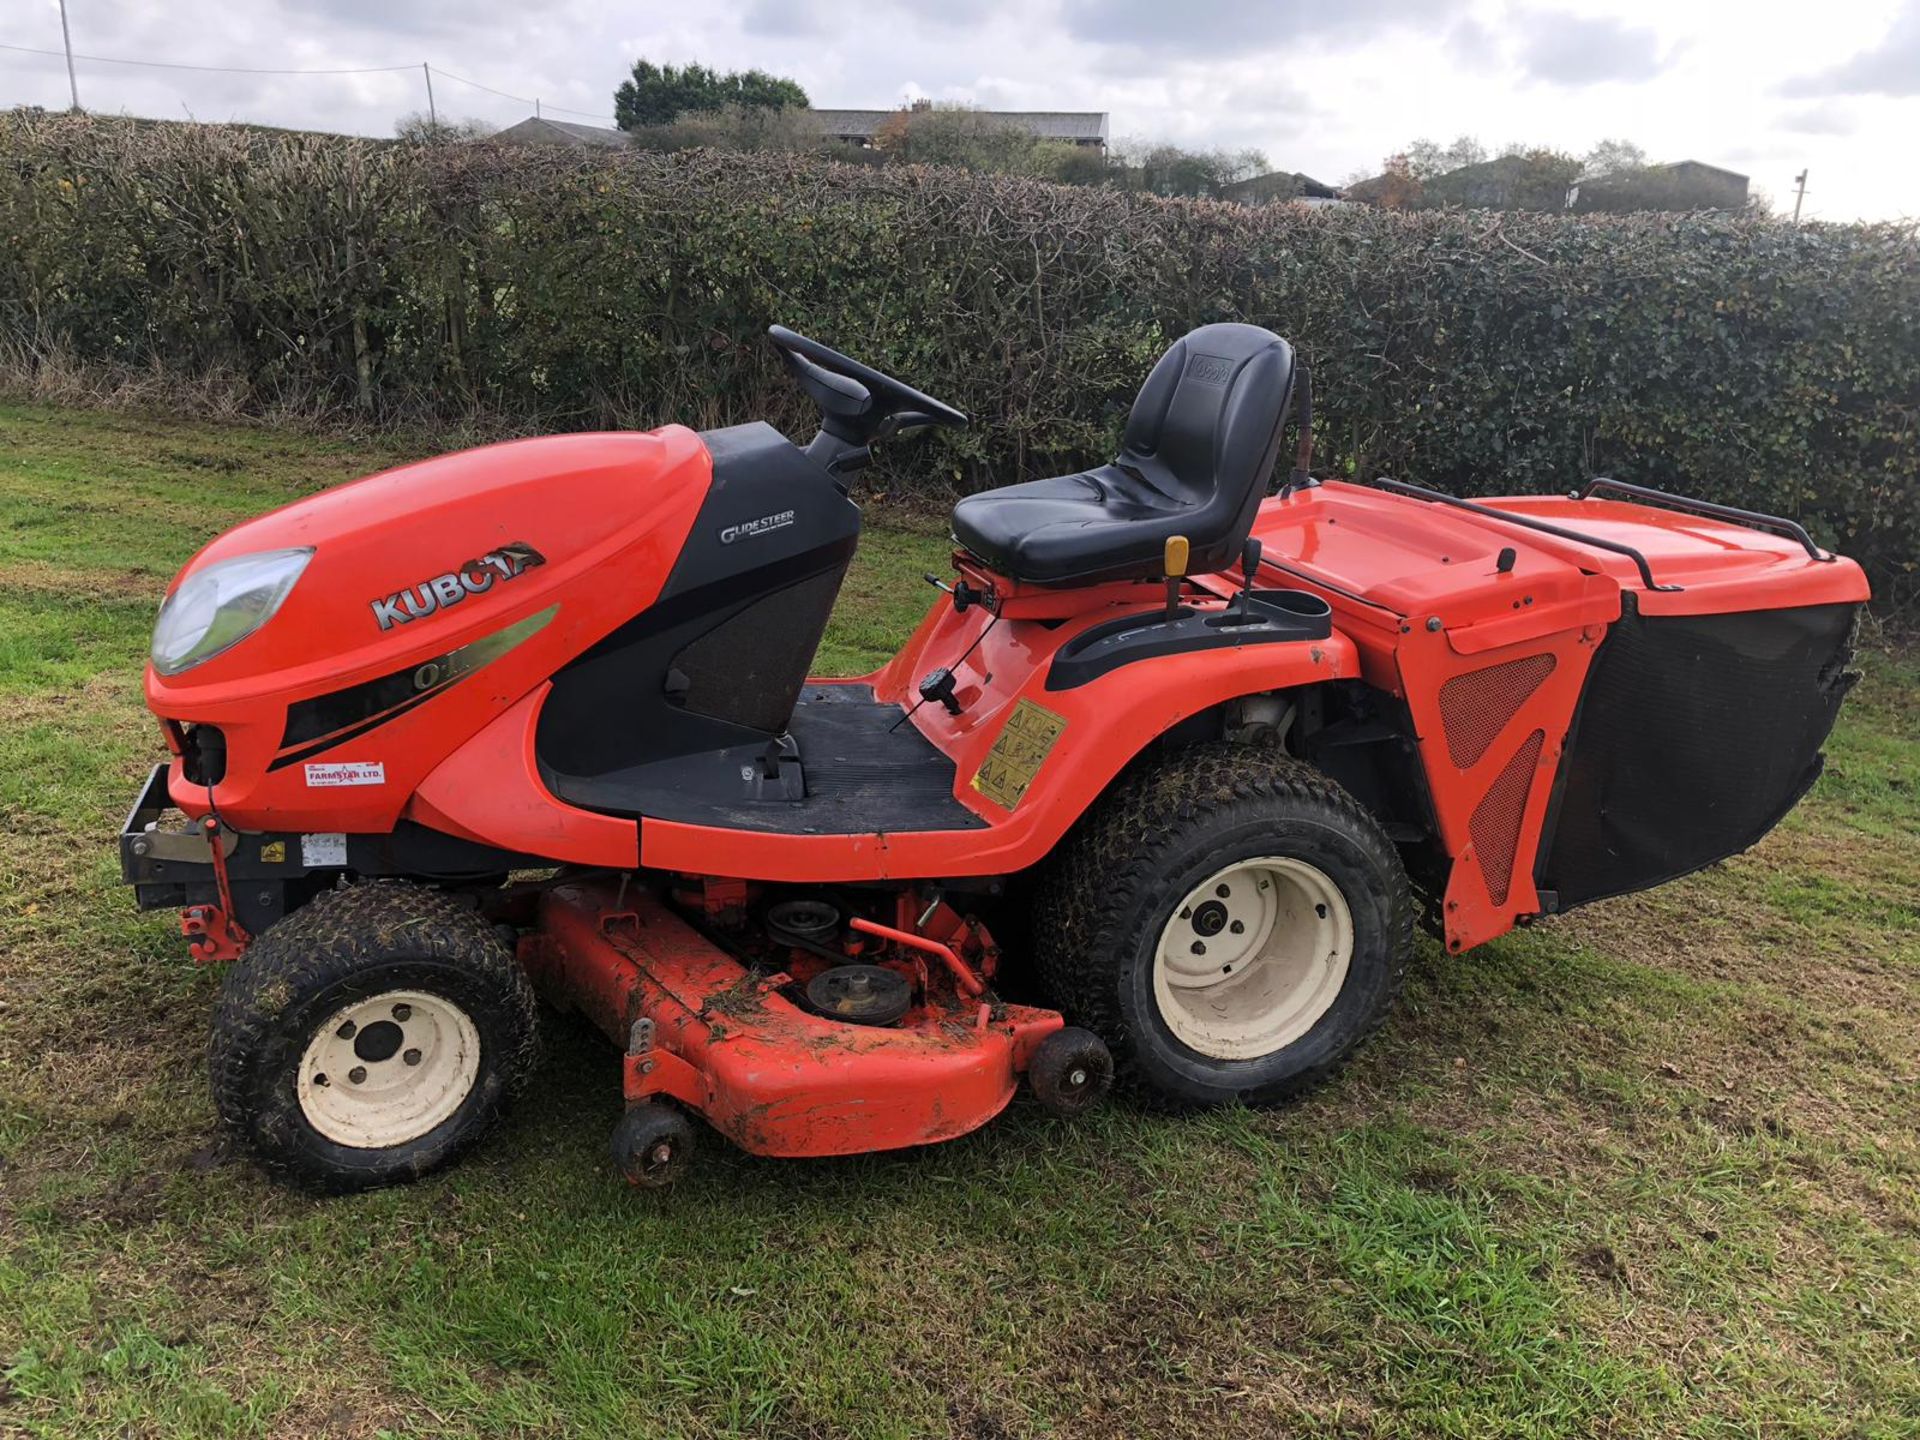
1573;158;1751;185
811;108;1109;143
1219;170;1341;204
493;116;627;149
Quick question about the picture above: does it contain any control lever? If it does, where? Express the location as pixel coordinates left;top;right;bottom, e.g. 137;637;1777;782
1232;537;1264;618
1163;535;1190;623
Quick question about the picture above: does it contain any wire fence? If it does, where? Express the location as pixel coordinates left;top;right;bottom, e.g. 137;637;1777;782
0;39;616;130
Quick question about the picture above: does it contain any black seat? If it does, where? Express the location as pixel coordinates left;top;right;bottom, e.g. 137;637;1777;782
951;324;1297;585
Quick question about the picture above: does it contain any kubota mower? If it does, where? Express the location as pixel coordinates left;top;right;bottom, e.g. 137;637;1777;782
121;323;1867;1191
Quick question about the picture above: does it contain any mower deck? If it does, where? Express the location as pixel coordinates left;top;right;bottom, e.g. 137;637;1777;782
521;879;1064;1157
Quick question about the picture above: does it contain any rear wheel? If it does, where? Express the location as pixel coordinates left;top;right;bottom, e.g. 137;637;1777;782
1034;744;1411;1109
210;882;538;1193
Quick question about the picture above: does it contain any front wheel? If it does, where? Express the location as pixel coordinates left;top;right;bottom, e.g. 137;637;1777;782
1034;744;1412;1109
209;882;538;1193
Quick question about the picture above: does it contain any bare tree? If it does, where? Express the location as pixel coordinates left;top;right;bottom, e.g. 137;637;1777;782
1582;138;1649;177
1404;135;1488;180
395;112;494;144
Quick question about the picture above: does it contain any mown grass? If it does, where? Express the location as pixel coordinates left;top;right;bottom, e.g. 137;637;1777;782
1;399;1915;1439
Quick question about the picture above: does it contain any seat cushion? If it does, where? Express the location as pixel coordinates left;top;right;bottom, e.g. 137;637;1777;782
950;323;1296;586
951;466;1203;585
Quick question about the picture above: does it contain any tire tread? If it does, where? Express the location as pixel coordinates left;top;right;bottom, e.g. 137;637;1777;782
1032;743;1413;1109
208;881;537;1193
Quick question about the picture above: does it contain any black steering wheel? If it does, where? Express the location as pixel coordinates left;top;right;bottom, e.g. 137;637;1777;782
768;325;968;449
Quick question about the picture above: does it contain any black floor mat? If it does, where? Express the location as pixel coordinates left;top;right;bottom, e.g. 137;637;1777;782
553;684;988;835
786;683;982;822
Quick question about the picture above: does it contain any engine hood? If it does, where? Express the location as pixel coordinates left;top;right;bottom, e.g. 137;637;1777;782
152;426;711;697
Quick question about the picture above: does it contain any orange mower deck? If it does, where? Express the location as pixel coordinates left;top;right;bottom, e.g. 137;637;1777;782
521;880;1064;1157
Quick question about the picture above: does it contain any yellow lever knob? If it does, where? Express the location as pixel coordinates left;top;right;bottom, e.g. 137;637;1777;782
1163;535;1190;579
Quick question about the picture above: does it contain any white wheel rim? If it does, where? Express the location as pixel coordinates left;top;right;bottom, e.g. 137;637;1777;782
1152;857;1355;1061
295;989;481;1148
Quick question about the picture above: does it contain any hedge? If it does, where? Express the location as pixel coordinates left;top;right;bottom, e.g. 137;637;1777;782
2;113;1914;591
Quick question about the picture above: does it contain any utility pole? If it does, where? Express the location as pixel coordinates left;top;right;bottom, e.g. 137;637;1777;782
535;98;541;118
1792;169;1808;224
422;62;437;127
57;0;81;111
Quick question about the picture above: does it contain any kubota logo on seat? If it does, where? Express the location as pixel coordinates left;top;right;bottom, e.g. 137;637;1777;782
369;543;545;630
1186;354;1235;386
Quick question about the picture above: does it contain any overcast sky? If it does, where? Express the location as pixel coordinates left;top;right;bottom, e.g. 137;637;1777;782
5;0;1918;221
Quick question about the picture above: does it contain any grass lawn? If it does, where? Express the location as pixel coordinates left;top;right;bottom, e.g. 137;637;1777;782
1;399;1916;1440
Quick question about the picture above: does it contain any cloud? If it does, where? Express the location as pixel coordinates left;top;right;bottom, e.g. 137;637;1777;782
1782;3;1920;96
741;0;830;39
1444;16;1504;71
884;0;1007;22
313;0;561;39
1059;0;1462;58
1779;101;1856;135
1515;12;1668;86
1139;74;1323;153
743;0;1001;37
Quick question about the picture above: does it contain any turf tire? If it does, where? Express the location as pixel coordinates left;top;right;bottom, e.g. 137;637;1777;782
209;881;538;1193
1033;743;1412;1109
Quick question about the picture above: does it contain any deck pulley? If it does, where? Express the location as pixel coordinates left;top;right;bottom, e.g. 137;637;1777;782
806;964;912;1026
766;898;842;946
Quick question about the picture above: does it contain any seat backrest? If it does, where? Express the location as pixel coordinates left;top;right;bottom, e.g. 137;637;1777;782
1120;323;1295;573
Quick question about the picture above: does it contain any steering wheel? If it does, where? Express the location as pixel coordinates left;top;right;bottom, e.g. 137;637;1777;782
768;325;968;447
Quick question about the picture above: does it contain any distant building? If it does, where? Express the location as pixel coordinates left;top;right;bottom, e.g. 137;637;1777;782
1219;171;1342;206
493;116;627;149
1345;154;1752;214
490;106;1112;156
813;102;1109;152
1568;160;1750;212
1421;153;1580;211
1341;172;1395;206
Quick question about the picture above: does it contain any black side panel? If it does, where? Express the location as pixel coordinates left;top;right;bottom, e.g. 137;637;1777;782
1045;589;1332;691
658;423;856;606
1297;684;1438;847
671;567;844;732
1537;599;1859;910
124;806;543;934
536;422;860;784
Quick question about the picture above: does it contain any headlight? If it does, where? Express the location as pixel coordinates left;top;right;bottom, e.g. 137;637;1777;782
151;547;313;676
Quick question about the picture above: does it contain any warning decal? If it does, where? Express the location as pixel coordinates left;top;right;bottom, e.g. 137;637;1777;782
301;832;349;867
971;699;1067;811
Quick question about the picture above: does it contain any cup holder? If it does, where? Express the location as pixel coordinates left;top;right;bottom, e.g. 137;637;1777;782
1258;587;1333;621
1200;588;1332;636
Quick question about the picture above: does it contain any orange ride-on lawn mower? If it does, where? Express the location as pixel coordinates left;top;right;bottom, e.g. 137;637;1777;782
120;323;1868;1192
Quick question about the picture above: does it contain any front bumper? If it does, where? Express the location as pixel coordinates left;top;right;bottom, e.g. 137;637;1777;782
121;762;306;937
121;762;549;945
